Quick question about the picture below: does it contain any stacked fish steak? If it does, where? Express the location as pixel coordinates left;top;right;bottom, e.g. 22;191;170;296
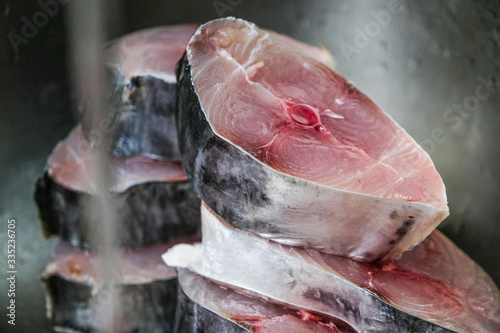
163;18;500;333
34;25;201;333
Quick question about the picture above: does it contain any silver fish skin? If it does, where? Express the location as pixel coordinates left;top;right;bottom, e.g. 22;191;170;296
174;268;252;333
163;203;500;333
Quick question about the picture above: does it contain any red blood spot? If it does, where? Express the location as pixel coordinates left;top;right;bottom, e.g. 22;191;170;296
234;310;354;333
289;103;321;126
280;101;333;136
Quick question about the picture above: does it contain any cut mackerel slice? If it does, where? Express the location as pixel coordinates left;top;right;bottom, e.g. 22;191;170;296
42;241;188;333
176;17;449;261
35;126;200;248
81;24;199;159
174;268;355;333
163;204;500;333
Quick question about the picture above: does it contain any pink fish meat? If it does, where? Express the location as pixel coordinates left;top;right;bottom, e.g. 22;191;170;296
176;17;449;261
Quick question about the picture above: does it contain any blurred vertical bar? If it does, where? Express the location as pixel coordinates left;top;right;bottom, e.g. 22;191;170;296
66;1;123;331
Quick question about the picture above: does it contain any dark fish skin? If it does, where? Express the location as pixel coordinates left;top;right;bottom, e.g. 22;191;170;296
34;172;201;249
173;278;250;333
43;275;177;333
81;71;180;160
176;54;292;237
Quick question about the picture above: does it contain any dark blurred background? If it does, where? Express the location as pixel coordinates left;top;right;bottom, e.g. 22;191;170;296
1;0;499;332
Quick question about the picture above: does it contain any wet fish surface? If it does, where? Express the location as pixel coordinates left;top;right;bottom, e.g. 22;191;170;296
174;271;251;333
163;203;500;333
81;25;198;159
176;17;449;262
42;241;187;333
35;126;200;248
174;268;355;333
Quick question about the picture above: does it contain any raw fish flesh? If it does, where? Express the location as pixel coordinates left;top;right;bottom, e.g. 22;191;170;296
174;268;355;333
163;203;500;333
176;17;448;261
45;126;187;193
